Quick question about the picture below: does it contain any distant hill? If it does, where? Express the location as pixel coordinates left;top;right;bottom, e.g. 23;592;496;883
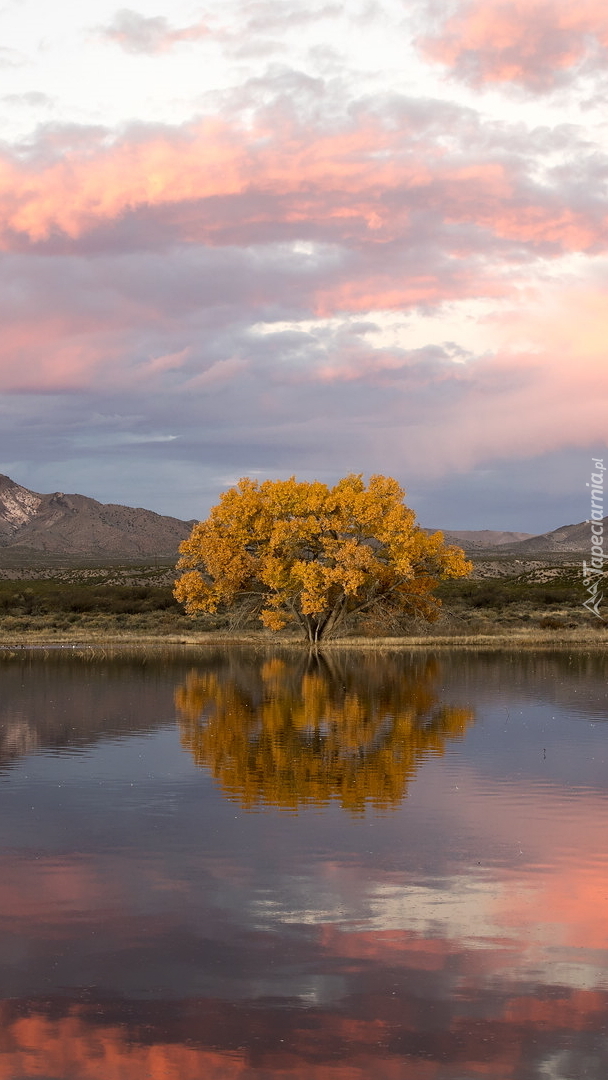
426;522;606;554
428;529;535;550
0;474;195;560
429;520;607;554
492;517;608;554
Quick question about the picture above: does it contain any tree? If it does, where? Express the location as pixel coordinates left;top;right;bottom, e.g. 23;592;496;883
175;652;475;812
174;473;471;643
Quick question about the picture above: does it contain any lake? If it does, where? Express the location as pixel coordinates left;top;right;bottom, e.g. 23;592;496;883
0;647;607;1080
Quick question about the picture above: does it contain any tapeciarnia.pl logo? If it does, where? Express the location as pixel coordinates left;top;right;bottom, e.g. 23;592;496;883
582;458;605;619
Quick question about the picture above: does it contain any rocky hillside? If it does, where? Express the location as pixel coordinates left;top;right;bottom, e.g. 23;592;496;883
0;474;195;559
433;529;535;549
429;522;605;554
494;518;608;554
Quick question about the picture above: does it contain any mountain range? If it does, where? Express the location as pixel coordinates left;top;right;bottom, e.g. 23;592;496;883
0;473;601;561
0;473;194;560
435;525;603;554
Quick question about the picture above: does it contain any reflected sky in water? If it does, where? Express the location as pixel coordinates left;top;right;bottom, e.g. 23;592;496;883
0;648;607;1079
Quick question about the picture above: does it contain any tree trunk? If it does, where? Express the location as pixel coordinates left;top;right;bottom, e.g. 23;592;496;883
311;594;347;642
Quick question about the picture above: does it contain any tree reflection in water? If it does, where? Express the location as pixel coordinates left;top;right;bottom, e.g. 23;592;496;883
175;653;474;811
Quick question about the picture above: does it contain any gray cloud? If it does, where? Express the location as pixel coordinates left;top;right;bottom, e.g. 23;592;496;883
0;46;24;69
99;8;209;54
2;91;52;107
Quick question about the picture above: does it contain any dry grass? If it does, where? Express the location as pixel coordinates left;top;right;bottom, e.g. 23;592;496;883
0;624;606;652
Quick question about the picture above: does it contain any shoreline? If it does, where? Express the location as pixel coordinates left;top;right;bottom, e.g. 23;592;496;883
0;628;606;651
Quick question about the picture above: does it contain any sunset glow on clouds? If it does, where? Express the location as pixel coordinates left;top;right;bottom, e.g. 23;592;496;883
420;0;608;91
0;0;605;525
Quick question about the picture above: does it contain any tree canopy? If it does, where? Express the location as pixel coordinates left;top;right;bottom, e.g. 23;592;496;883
175;652;475;812
174;473;471;642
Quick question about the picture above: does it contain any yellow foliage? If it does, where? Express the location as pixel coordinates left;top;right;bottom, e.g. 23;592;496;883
175;652;475;811
174;474;472;641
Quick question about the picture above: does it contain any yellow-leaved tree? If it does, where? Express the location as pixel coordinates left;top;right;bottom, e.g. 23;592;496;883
174;474;471;642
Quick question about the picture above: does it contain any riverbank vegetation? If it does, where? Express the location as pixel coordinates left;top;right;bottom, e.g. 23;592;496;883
0;561;603;643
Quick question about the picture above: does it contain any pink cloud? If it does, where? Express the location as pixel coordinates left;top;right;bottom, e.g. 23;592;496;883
0;307;183;394
309;280;608;473
428;351;606;467
313;266;508;318
0;318;115;392
0;113;603;263
419;0;608;91
441;287;608;463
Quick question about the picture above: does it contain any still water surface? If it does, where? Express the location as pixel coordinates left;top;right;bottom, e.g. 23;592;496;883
0;648;607;1079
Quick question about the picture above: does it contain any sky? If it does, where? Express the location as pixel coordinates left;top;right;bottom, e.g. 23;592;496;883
0;0;606;530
